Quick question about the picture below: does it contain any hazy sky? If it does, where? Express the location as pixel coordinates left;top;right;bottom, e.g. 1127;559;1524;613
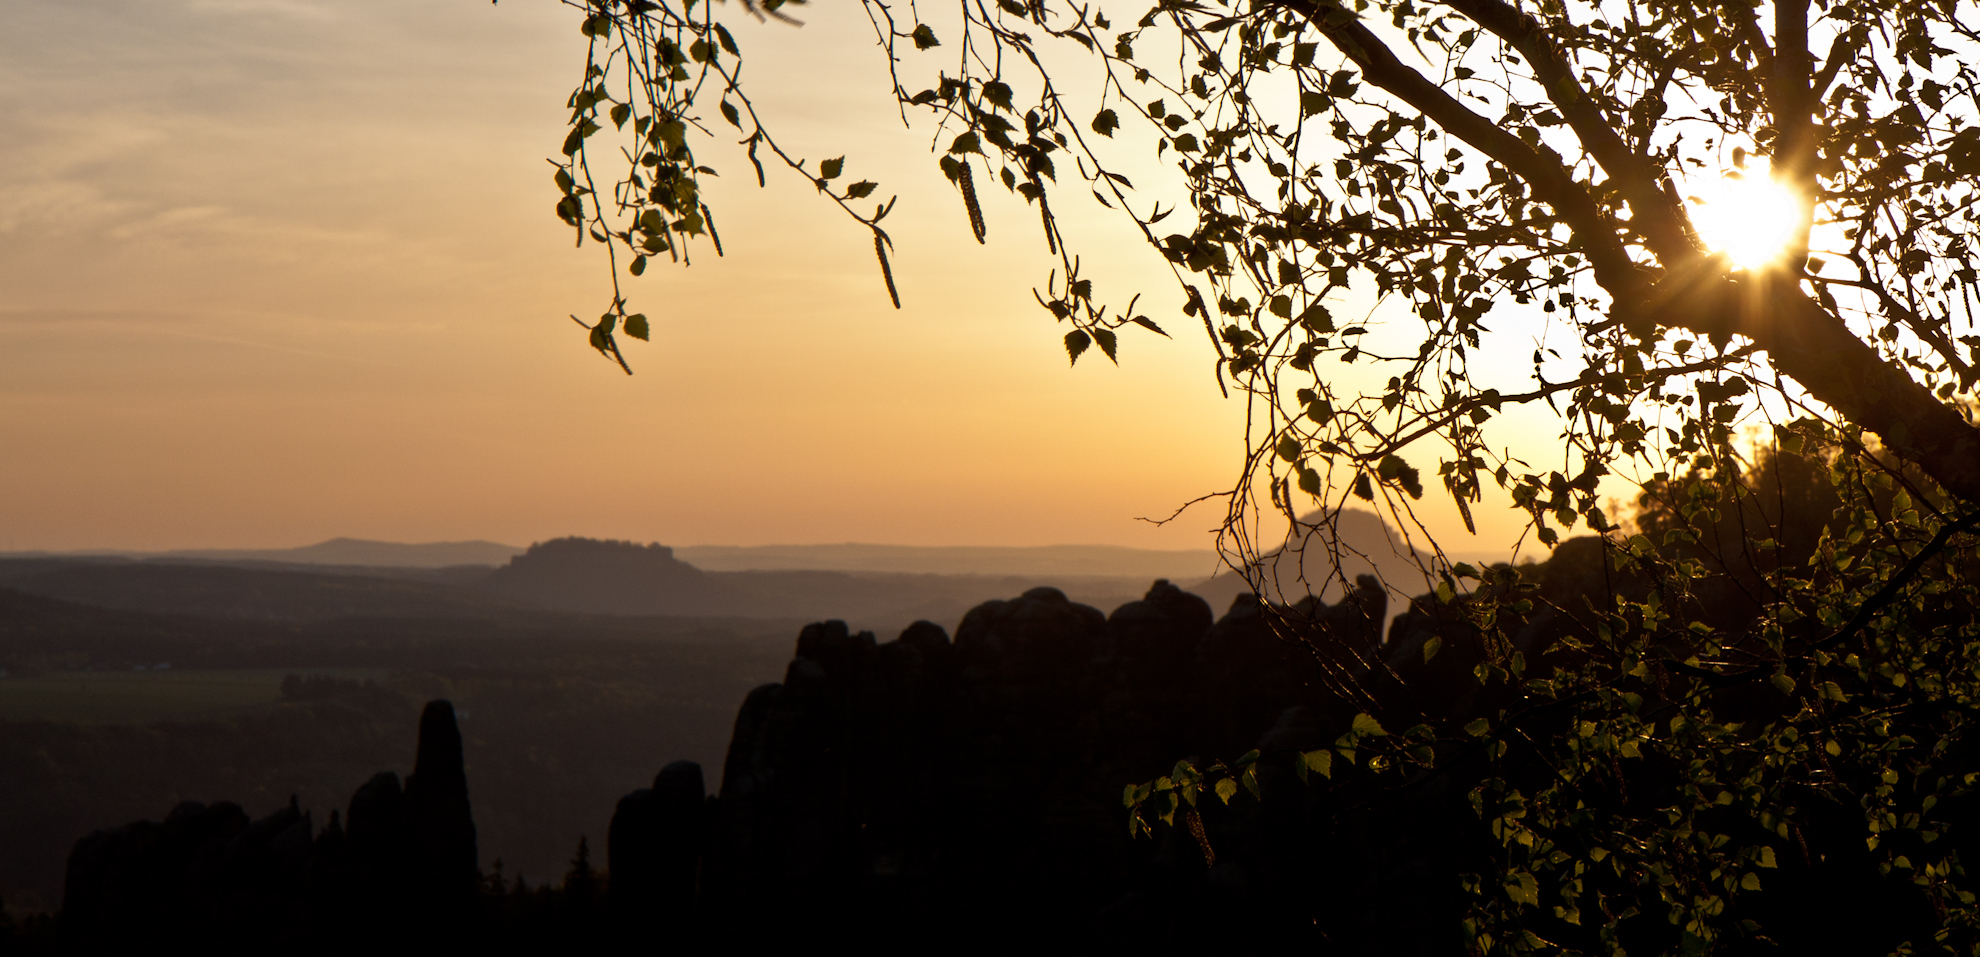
0;0;1583;555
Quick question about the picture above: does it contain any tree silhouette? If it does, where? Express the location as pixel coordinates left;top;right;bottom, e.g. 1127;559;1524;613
549;0;1980;564
540;1;1980;951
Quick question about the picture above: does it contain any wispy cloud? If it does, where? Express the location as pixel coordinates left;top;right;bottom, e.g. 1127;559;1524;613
184;0;338;22
0;308;379;364
0;113;166;233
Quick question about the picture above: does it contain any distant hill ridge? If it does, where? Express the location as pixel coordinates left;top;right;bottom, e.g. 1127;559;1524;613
3;538;1225;578
673;542;1222;578
162;537;526;568
0;538;527;569
0;520;1486;637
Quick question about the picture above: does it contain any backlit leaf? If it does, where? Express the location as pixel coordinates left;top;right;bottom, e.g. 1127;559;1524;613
1301;749;1332;778
1065;329;1091;365
1505;871;1539;907
1093;328;1118;362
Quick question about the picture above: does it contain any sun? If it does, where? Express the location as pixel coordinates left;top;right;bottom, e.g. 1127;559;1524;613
1688;167;1806;270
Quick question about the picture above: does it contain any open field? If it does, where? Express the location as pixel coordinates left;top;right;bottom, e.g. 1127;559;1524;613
0;668;386;724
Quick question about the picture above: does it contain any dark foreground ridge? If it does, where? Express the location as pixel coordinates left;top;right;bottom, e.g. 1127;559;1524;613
43;549;1972;954
45;578;1399;952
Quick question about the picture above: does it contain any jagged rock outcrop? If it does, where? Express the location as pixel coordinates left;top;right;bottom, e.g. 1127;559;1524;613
58;794;330;954
57;532;1980;953
681;578;1390;943
1189;574;1386;759
56;701;479;955
52;576;1447;951
605;760;706;936
1084;580;1216;782
61;800;250;954
402;700;478;911
344;771;407;884
707;617;955;937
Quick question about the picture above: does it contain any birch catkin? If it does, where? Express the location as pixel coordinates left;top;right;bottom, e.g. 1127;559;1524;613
958;162;986;244
1038;187;1056;255
874;234;901;309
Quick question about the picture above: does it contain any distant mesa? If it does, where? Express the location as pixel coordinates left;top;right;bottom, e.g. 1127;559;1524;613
479;538;724;616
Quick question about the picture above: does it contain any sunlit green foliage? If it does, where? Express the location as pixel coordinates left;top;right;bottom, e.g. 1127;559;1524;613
1129;426;1980;952
550;0;901;372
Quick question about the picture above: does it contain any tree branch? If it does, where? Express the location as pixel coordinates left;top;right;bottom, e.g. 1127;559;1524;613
1812;511;1980;651
1723;274;1980;503
1274;0;1980;508
1438;0;1697;265
1772;0;1817;209
1274;0;1647;297
1811;30;1857;102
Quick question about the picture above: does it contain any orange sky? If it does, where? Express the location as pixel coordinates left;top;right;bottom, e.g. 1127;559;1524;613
0;0;1588;557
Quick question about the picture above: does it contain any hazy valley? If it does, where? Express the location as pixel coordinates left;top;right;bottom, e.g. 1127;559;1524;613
0;534;1269;914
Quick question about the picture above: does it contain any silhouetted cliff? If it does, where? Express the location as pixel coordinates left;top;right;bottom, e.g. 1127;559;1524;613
51;578;1388;951
51;550;1969;953
59;703;479;955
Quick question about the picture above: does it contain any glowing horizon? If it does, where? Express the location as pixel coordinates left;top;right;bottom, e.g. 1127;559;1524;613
0;0;1608;563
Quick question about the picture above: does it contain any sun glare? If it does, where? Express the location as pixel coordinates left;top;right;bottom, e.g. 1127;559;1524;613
1688;169;1806;270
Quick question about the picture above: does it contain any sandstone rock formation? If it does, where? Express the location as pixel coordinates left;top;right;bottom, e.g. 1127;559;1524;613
49;565;1658;952
58;702;480;955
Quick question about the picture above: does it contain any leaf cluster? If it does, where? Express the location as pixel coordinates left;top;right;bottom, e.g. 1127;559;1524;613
553;0;905;371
